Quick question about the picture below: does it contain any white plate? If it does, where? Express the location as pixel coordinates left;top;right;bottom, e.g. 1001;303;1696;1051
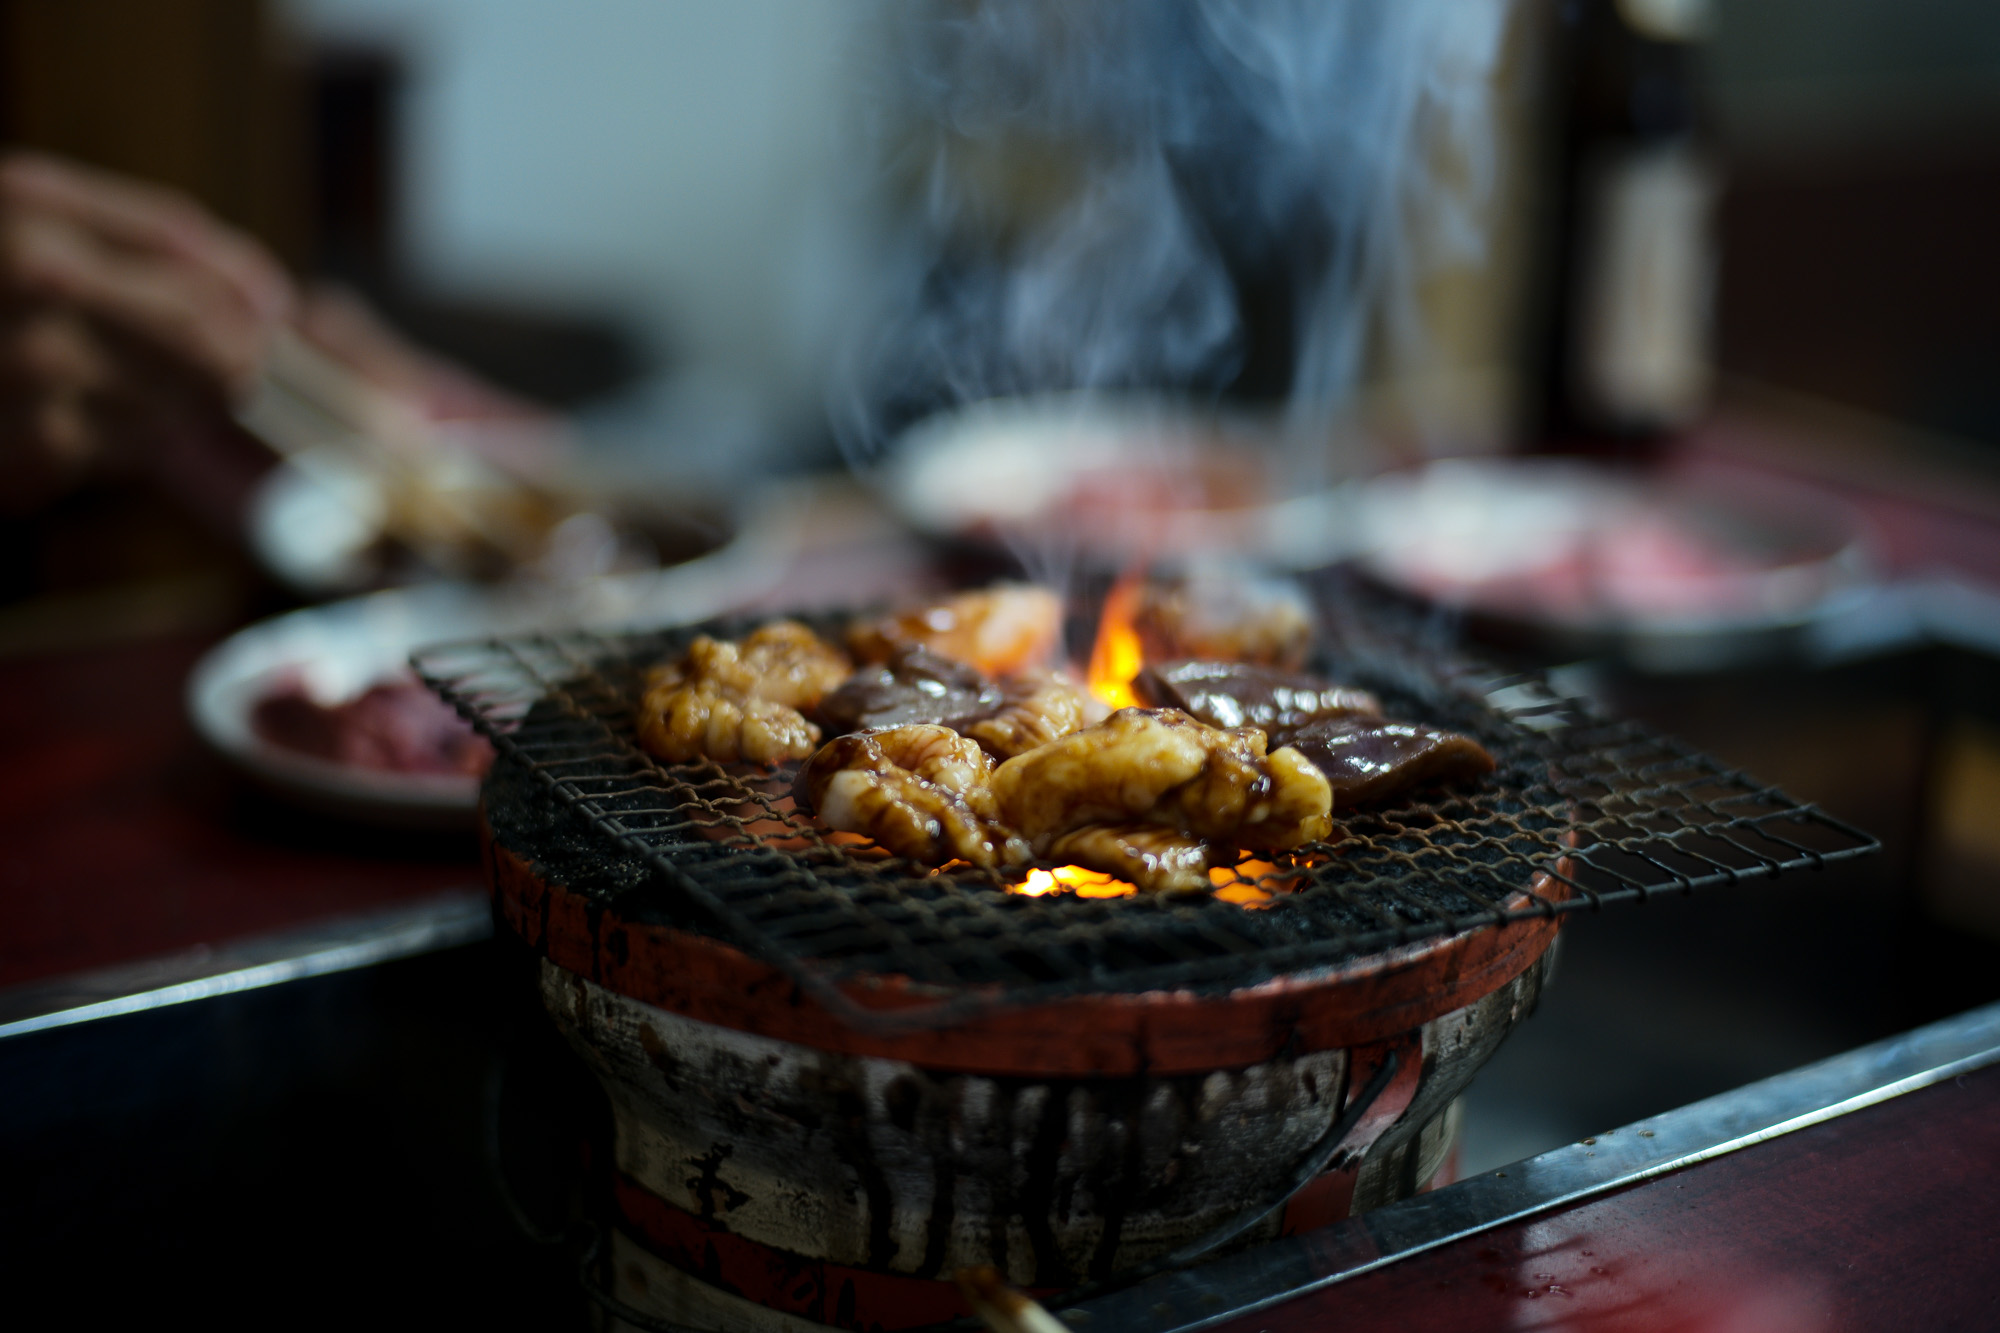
188;521;790;829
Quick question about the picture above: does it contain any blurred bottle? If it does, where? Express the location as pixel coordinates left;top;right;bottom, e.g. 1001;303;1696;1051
1525;0;1718;453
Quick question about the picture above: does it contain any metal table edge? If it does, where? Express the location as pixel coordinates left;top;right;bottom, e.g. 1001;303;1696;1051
1058;998;2000;1333
0;888;494;1040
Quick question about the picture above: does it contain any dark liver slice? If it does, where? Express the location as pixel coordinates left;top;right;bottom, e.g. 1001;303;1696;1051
1281;716;1495;805
1134;659;1380;734
815;645;1002;734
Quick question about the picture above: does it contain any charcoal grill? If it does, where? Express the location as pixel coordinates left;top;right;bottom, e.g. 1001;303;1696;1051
415;580;1878;1330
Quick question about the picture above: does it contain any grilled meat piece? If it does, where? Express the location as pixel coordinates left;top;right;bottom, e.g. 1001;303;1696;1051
990;707;1333;852
1046;823;1217;894
848;584;1063;676
1133;572;1313;669
815;646;1090;761
666;620;851;707
960;669;1093;759
637;620;850;765
1134;660;1380;734
639;682;824;766
1149;722;1335;848
1133;660;1494;808
1283;716;1496;806
795;725;1030;867
817;645;1003;734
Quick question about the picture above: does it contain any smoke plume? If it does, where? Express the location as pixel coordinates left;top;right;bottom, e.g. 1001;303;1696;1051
834;0;1514;470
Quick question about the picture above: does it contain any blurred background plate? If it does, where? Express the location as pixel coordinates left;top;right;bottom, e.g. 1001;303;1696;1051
189;510;789;829
1354;457;1880;671
885;395;1371;571
247;434;744;600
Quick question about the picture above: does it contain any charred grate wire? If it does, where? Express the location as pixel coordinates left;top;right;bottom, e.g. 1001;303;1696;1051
415;594;1877;1027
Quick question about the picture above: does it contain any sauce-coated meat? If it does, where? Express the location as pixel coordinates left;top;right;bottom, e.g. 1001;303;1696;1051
1133;660;1380;733
989;707;1332;852
1134;659;1493;808
1282;716;1495;806
795;725;1030;867
637;621;849;765
848;584;1063;676
959;669;1093;759
1046;823;1216;894
1133;572;1313;669
816;645;1002;734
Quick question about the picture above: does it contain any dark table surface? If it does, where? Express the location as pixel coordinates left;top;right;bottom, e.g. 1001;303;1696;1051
1222;1062;2000;1333
0;631;478;991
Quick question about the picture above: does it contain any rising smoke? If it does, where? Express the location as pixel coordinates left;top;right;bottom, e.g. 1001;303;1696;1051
832;0;1515;474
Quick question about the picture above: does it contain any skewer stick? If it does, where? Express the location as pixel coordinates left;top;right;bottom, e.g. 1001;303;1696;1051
955;1266;1073;1333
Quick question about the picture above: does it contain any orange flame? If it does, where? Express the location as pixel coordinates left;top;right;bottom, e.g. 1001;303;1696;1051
1086;571;1146;709
1017;865;1138;898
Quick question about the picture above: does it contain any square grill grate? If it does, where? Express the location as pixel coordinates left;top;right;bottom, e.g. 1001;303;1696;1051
415;583;1877;1027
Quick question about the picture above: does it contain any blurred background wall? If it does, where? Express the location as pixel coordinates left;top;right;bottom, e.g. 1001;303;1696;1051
9;0;2000;457
1709;0;2000;447
1;0;307;260
286;0;873;447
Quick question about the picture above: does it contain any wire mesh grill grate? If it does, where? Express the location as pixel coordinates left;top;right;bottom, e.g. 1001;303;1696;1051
415;587;1878;1026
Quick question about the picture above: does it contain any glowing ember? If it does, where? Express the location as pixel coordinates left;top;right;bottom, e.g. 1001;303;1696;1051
1016;865;1138;898
1206;857;1296;909
1212;881;1276;908
1087;571;1147;708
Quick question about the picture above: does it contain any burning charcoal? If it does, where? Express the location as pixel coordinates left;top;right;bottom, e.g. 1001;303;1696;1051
990;707;1332;852
637;620;849;765
795;725;1030;867
1133;571;1314;669
1046;823;1217;894
1283;717;1496;806
817;645;1003;734
1134;660;1380;734
848;583;1062;676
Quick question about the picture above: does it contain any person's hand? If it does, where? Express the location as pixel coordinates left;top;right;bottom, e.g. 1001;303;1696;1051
0;151;295;511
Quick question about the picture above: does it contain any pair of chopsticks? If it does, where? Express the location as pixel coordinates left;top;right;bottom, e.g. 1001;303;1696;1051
235;328;559;575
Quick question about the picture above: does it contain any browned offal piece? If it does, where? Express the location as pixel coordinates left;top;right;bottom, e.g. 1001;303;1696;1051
636;620;849;765
1046;822;1217;894
816;645;1091;760
847;583;1063;676
1136;658;1496;807
1284;716;1497;806
794;724;1030;868
989;707;1333;852
815;644;1001;734
1135;659;1381;733
1133;572;1315;668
